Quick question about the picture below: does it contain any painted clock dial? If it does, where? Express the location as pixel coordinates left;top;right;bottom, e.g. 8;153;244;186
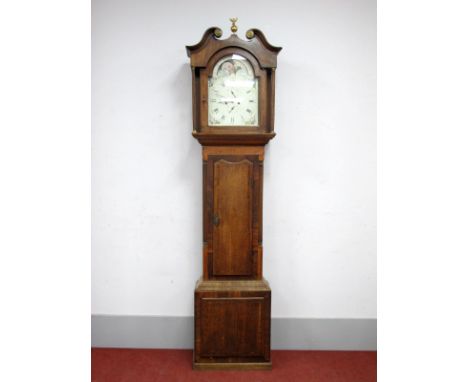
208;54;258;126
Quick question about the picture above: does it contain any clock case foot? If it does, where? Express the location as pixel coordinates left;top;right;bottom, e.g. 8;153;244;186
193;361;272;371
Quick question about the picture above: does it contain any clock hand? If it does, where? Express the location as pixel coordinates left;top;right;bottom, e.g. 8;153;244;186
231;90;236;98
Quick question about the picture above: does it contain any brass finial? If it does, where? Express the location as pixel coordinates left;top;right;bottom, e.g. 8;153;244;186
214;28;222;38
229;17;238;33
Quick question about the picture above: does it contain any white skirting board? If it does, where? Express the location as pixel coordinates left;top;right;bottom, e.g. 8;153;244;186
91;315;376;350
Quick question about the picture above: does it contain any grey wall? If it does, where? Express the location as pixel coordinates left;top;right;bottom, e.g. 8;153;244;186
92;315;377;350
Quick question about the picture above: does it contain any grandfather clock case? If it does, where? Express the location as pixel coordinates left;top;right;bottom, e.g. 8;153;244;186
186;20;281;370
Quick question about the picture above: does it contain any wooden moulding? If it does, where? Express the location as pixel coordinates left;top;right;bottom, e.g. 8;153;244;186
202;145;264;160
195;277;270;292
192;132;276;146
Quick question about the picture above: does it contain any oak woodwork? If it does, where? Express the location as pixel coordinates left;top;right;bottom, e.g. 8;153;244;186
187;25;280;370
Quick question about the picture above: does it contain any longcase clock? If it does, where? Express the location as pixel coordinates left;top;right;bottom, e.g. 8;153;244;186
186;19;281;370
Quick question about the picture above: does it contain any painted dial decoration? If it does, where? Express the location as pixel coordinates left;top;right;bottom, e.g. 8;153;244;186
208;54;258;126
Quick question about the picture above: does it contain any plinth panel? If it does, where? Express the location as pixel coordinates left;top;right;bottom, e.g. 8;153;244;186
194;279;271;369
200;297;263;357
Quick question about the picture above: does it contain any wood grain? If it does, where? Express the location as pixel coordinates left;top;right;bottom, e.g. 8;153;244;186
213;159;253;276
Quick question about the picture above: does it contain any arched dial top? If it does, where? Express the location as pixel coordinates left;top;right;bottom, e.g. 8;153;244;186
208;54;258;127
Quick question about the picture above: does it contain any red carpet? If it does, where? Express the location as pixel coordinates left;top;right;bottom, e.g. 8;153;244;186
92;348;376;382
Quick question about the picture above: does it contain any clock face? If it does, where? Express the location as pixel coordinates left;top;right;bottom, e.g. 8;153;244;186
208;54;258;126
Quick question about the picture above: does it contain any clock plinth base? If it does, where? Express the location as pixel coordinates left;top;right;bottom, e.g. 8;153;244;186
193;361;272;371
193;278;271;370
